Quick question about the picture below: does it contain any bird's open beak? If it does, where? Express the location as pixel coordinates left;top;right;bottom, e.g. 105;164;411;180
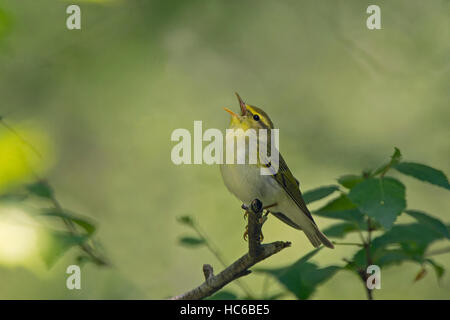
223;107;239;118
235;92;247;116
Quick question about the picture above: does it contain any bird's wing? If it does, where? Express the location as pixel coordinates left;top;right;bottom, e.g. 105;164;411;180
268;153;316;225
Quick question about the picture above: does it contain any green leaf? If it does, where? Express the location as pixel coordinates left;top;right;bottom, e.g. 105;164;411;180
177;215;194;226
27;181;53;199
377;249;413;267
393;162;450;190
39;208;97;235
405;210;450;239
207;291;238;300
303;185;339;204
350;245;414;270
71;217;96;235
365;223;444;266
375;223;444;248
374;147;402;176
75;254;98;267
264;292;286;300
348;177;406;229
178;236;205;247
337;175;363;189
40;231;89;268
322;222;358;239
348;220;447;272
391;147;402;162
425;259;445;281
256;249;341;300
314;194;366;227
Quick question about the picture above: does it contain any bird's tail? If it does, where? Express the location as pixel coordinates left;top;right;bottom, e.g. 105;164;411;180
304;225;335;249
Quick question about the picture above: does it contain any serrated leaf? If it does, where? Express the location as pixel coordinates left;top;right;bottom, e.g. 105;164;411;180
337;175;363;189
27;181;53;199
256;249;341;300
314;194;366;227
405;210;450;239
178;236;205;247
358;223;445;268
348;221;447;271
322;223;358;239
348;177;406;229
303;185;339;204
40;231;89;268
39;208;97;235
393;162;450;190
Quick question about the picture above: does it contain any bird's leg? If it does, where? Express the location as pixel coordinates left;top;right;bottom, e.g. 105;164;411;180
259;202;276;224
259;211;269;225
257;203;276;242
257;212;269;242
242;202;276;242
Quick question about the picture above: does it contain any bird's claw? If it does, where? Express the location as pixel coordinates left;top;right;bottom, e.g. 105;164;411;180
242;204;249;220
242;202;273;242
243;226;264;242
258;213;268;226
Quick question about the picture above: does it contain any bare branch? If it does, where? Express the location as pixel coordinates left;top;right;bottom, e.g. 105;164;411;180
170;199;291;300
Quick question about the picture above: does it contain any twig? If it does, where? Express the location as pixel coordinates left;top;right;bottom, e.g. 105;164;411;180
0;118;108;266
170;199;291;300
189;216;254;298
45;180;109;266
0;118;42;158
363;218;373;300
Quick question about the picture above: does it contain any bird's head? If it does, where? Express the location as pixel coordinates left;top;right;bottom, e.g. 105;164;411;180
224;93;274;131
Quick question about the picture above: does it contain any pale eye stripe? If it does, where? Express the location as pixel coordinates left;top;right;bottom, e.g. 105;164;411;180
246;106;270;128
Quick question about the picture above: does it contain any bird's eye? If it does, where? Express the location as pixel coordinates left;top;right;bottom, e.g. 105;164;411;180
253;114;260;121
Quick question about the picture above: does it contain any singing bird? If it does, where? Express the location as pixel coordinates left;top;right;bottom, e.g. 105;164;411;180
220;93;334;249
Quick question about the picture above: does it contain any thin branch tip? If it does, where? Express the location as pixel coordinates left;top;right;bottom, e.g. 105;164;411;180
170;198;290;300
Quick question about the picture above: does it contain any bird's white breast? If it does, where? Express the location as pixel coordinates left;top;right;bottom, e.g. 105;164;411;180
220;131;282;206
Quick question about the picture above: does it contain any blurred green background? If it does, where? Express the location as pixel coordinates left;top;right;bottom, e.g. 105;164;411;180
0;0;449;299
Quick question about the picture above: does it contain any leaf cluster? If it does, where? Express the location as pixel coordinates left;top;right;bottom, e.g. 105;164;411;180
178;147;450;299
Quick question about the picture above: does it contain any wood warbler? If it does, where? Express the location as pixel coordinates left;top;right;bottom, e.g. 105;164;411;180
220;93;334;249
